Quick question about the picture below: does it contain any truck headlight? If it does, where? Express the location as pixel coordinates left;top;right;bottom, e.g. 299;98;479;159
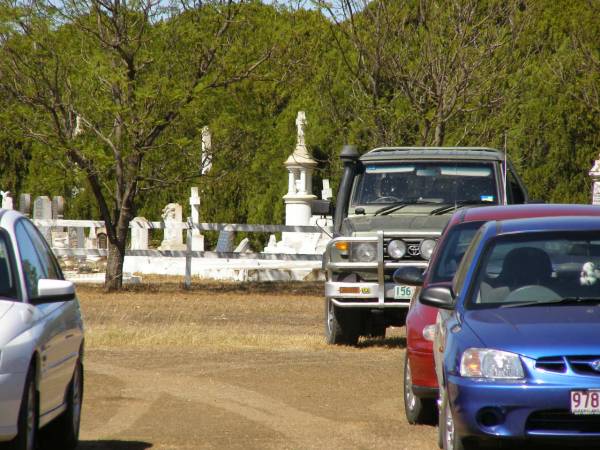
419;239;437;260
387;239;406;259
351;242;377;262
460;348;524;379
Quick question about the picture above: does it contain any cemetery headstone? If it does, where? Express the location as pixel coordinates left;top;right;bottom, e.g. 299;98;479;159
19;194;31;216
158;203;186;250
131;217;150;250
33;196;52;243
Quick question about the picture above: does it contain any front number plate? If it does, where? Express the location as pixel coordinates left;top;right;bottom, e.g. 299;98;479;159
571;390;600;415
394;285;414;300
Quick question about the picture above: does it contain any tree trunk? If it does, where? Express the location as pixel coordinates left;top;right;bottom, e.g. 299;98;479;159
105;237;126;291
434;121;445;146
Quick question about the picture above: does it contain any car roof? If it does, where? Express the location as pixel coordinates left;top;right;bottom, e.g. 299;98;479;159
0;208;25;228
448;204;600;227
360;147;505;162
488;215;600;235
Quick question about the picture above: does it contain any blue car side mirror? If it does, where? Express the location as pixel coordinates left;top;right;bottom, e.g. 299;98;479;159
419;286;455;309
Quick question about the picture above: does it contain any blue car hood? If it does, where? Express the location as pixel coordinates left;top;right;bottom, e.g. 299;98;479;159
464;305;600;358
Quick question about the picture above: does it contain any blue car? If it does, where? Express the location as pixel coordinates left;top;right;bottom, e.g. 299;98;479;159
421;216;600;450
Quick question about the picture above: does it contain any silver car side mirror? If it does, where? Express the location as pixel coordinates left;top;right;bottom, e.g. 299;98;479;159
36;279;76;301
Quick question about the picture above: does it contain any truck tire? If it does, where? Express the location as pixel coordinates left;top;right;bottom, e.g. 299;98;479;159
325;299;360;345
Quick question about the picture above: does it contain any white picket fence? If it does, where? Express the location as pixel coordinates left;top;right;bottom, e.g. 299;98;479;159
32;219;331;286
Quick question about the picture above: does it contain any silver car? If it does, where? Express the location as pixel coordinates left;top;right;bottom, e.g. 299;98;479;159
0;209;84;450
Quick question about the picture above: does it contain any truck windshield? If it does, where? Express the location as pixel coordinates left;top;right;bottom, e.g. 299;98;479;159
351;162;498;207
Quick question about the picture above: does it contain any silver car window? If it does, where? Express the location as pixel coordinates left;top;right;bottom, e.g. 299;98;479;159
0;234;17;299
20;219;61;280
15;221;47;298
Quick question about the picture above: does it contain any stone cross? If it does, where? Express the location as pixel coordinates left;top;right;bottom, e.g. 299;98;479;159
201;126;212;175
189;187;204;251
158;203;186;251
295;111;307;147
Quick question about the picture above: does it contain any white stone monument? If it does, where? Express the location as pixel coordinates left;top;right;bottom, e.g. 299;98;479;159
159;203;186;251
591;158;600;205
189;187;204;251
201;126;212;175
131;217;150;250
1;191;13;210
283;111;317;227
321;179;333;201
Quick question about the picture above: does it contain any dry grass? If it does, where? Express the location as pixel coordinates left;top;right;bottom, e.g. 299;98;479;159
78;281;404;353
78;282;328;352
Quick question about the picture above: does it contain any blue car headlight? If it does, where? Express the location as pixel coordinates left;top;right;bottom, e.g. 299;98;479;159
460;348;524;380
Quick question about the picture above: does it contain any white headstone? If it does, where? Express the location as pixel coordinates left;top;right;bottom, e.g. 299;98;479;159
322;179;333;201
131;217;150;250
1;191;13;210
234;237;251;253
159;203;186;251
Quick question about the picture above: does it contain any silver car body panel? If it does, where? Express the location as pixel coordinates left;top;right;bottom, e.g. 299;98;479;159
0;209;84;441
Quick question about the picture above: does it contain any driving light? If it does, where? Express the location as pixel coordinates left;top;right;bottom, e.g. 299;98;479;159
351;243;377;262
460;348;524;379
387;240;406;259
419;239;437;260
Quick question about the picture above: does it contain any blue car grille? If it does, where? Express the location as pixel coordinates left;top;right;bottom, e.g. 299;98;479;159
527;410;600;433
534;356;600;376
567;356;600;376
535;357;566;373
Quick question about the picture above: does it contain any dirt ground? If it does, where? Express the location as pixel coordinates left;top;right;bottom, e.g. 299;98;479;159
74;280;582;450
76;281;437;450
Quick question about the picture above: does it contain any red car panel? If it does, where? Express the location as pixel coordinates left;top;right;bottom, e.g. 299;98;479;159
405;204;600;392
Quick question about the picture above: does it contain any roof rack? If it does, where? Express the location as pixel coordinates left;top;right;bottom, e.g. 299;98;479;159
366;146;504;155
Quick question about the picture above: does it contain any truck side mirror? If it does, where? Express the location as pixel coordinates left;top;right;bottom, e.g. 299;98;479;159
312;199;333;216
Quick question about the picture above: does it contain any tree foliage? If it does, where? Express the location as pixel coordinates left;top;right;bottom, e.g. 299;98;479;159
0;0;599;287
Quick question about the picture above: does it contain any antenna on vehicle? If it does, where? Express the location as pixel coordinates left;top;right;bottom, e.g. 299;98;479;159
503;132;508;204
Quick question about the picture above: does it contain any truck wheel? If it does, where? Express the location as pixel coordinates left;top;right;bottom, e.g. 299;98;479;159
404;353;435;424
325;299;359;345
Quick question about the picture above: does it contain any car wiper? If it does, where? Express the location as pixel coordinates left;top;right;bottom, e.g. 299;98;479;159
500;297;600;308
374;199;438;216
431;200;491;216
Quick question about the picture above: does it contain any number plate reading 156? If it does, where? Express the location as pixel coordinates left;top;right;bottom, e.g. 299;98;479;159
394;285;413;300
571;390;600;415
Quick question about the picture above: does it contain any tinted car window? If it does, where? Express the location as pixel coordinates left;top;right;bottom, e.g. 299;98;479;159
16;221;46;298
468;231;600;308
0;233;17;299
453;227;484;296
431;221;484;283
20;220;62;280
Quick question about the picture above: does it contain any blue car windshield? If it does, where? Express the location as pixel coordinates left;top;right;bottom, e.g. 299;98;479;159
351;162;498;206
467;231;600;309
431;221;484;283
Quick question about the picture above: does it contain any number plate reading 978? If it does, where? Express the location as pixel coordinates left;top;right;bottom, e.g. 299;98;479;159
571;390;600;415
